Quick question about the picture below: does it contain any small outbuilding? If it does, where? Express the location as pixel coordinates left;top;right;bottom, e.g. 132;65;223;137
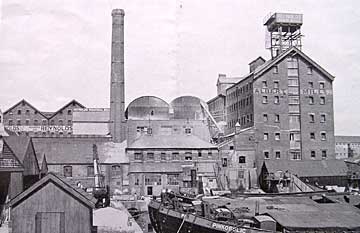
8;173;96;233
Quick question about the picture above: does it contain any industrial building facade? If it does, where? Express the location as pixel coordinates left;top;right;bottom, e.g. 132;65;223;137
2;99;85;137
225;47;335;170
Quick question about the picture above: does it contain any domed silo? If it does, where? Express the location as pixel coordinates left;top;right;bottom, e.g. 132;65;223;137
125;96;170;120
170;96;207;120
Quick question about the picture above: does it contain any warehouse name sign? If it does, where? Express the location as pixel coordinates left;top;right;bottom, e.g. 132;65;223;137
253;88;287;95
253;88;332;96
5;125;72;133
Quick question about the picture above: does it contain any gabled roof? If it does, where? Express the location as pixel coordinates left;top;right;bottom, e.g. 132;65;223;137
48;99;85;119
227;47;335;92
3;136;31;162
254;47;335;81
40;154;48;174
8;173;96;209
32;137;128;164
248;56;265;65
127;134;217;150
263;159;348;177
3;99;48;118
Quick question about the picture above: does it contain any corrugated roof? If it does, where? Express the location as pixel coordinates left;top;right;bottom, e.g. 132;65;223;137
263;159;348;177
129;163;183;173
32;137;128;164
335;135;360;143
127;134;217;149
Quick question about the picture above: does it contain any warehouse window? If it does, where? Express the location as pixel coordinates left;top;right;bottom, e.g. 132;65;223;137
16;119;21;126
320;114;326;123
25;119;30;125
307;66;313;75
275;114;280;123
320;97;325;105
263;133;269;141
309;114;315;123
273;66;278;74
274;81;279;89
25;109;30;115
274;96;280;104
67;109;72;115
262;96;268;104
17;110;21;115
239;156;246;164
134;152;143;160
160;152;166;160
167;174;179;185
262;81;267;88
275;151;281;159
321;132;327;141
112;165;122;176
172;152;180;160
310;132;316;140
8;119;13;125
311;151;316;159
319;82;325;89
264;151;269;159
185;152;192;161
308;82;314;88
147;152;154;160
63;166;72;177
309;96;314;105
263;114;268;122
275;133;280;141
321;150;327;159
222;158;228;167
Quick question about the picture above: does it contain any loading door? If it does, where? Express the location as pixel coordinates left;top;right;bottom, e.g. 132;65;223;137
35;212;65;233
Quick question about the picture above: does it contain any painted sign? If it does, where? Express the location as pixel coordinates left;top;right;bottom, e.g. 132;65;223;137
254;88;287;95
254;88;332;96
5;125;72;133
211;222;247;233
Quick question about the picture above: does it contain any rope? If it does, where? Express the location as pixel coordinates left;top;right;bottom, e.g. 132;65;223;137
176;213;187;233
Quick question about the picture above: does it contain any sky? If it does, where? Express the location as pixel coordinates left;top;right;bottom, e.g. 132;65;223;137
0;0;359;135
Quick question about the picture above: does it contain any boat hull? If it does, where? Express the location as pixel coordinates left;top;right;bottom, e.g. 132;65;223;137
148;200;268;233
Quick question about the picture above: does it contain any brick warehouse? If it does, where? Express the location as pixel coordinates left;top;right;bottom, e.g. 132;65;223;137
2;99;85;137
206;13;342;187
225;47;335;170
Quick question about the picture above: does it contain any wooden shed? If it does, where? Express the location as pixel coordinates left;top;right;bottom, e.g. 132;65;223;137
8;173;96;233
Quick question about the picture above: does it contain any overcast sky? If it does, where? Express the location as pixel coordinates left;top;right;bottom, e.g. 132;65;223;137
0;0;359;135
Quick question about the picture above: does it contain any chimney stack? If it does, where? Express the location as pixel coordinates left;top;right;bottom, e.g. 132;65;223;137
110;9;126;143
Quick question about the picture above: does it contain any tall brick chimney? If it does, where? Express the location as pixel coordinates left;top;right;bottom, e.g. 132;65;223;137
110;9;126;143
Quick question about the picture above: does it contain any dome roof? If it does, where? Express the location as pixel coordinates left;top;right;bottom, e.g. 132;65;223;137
170;96;207;120
126;96;170;120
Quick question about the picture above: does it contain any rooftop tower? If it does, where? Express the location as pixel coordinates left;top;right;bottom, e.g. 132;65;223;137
264;13;303;58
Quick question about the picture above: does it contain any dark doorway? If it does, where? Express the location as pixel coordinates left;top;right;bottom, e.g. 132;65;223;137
147;186;153;196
